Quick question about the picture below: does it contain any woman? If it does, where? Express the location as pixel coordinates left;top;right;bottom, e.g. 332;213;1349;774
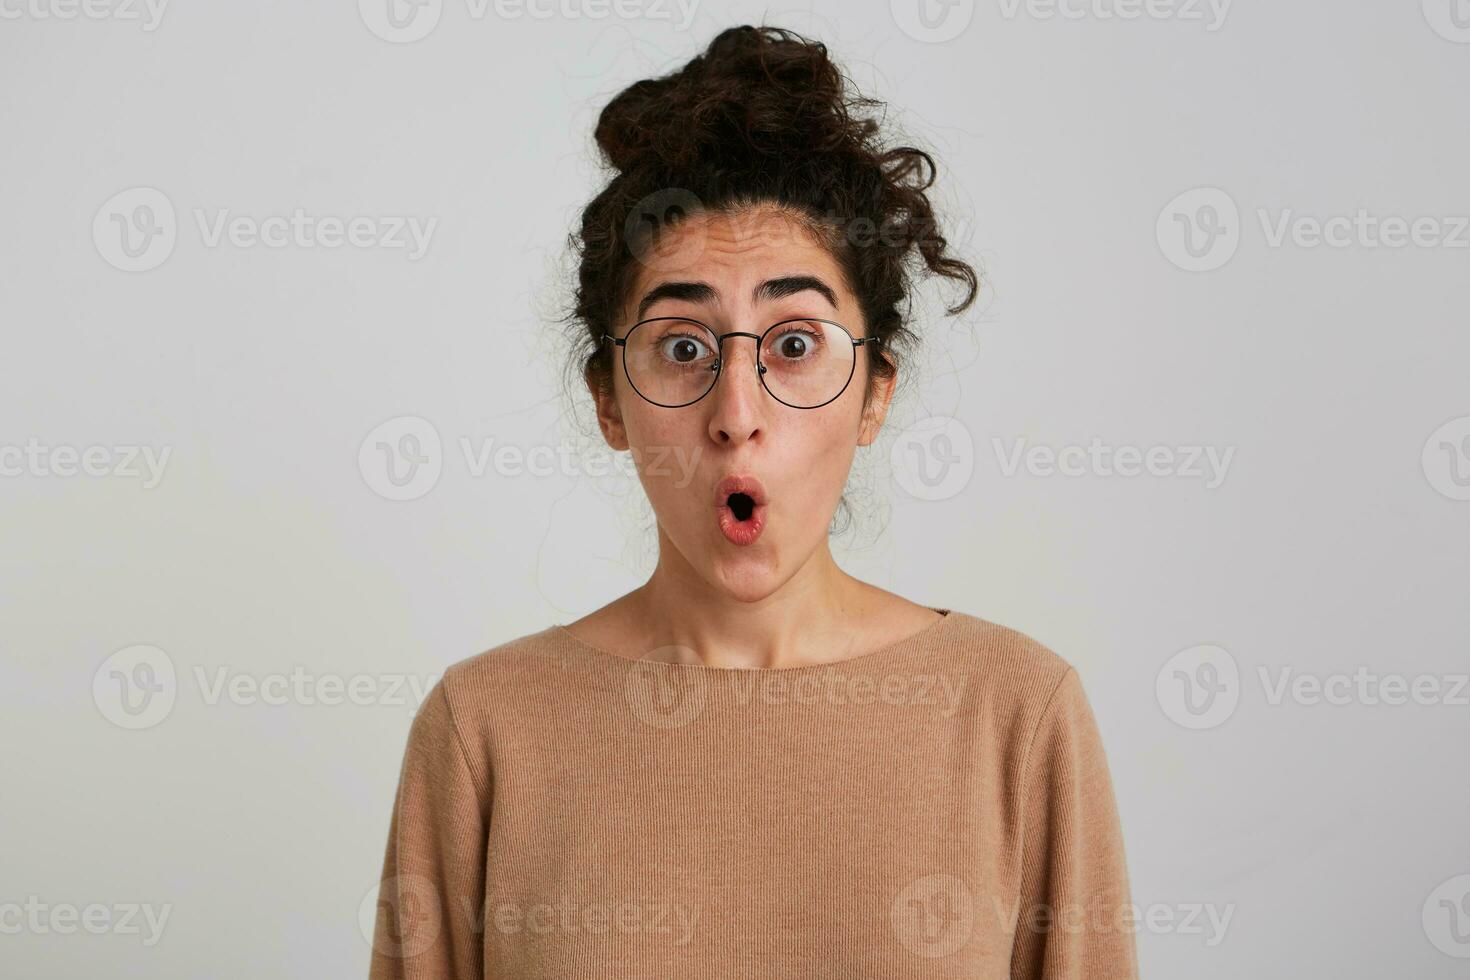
368;25;1137;979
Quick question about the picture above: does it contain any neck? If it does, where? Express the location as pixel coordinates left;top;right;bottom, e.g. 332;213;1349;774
632;534;869;669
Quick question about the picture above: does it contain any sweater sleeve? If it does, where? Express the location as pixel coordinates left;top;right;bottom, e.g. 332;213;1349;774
368;675;490;980
1009;667;1138;980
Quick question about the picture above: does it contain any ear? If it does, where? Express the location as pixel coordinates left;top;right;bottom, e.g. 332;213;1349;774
587;367;630;451
856;355;897;447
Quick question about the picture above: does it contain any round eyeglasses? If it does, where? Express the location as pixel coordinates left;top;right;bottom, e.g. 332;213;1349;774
602;317;882;410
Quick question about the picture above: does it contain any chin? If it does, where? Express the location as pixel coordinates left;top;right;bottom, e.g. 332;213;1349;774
702;548;783;604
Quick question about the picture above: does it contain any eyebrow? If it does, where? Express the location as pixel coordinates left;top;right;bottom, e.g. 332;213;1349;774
633;275;839;322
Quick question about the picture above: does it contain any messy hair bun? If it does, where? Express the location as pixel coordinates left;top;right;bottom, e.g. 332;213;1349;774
568;25;979;401
594;25;869;173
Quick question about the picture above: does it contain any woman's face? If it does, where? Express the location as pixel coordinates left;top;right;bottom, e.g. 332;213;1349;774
591;205;897;602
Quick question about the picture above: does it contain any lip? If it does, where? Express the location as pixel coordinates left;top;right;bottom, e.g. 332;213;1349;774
713;475;769;507
714;474;769;547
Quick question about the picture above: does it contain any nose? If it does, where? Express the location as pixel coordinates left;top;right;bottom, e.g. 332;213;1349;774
706;332;765;444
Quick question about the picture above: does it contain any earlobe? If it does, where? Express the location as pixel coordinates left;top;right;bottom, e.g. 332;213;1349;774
857;405;884;447
589;378;630;451
857;367;897;446
603;411;629;451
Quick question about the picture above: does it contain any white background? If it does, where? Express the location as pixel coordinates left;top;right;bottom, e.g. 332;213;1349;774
2;1;1468;976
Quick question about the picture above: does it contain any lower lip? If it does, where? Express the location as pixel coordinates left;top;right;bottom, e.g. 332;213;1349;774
717;502;767;546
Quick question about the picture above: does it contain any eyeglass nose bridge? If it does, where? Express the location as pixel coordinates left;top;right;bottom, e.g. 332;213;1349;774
709;330;767;378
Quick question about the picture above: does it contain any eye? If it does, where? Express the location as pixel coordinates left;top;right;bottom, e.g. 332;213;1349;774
767;323;826;361
659;332;713;365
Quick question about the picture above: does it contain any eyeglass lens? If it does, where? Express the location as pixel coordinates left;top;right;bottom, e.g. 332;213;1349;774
621;319;857;408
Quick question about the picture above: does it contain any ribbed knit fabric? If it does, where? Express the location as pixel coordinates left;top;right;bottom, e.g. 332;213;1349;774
367;608;1138;979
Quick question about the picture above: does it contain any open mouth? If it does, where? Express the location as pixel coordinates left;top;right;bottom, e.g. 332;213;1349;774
714;476;768;546
726;492;756;522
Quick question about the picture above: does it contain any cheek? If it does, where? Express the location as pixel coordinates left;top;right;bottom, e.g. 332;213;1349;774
787;412;862;496
620;402;705;496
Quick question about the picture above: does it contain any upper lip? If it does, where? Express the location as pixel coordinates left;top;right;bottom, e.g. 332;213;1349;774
714;474;768;507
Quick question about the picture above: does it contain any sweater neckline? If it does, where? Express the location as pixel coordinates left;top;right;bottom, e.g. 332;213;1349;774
550;606;958;675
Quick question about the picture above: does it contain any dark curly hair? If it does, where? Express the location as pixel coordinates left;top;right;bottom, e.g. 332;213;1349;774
565;24;980;408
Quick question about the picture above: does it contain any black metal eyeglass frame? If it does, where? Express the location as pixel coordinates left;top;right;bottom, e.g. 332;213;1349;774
601;316;883;410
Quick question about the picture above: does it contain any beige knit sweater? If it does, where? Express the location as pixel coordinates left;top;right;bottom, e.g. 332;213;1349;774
367;608;1138;979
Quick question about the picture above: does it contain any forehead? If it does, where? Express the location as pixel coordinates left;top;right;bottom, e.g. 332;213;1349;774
623;206;849;312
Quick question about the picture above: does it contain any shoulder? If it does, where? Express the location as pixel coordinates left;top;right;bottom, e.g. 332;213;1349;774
933;609;1086;736
409;623;594;750
433;622;569;710
941;609;1076;692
